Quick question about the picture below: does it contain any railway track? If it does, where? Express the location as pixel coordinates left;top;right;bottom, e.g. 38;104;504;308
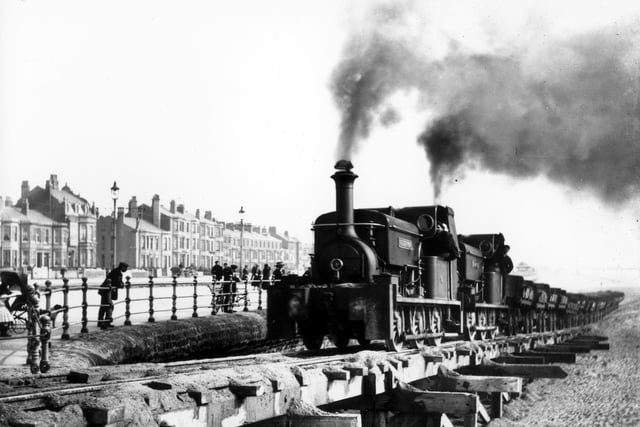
0;329;581;409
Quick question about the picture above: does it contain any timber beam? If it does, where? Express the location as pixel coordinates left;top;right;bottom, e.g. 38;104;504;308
457;361;568;379
491;354;546;364
516;351;577;364
412;365;523;394
537;344;591;353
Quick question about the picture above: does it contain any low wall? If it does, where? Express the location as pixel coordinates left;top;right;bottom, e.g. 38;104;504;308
49;311;300;370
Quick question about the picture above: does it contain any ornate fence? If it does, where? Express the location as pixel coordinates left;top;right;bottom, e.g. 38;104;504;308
41;274;271;339
2;273;274;374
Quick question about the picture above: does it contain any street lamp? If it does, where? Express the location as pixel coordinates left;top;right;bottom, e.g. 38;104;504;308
110;181;119;268
239;206;245;272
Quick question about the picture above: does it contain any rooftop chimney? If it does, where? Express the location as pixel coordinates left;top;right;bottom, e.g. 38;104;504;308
195;209;200;219
21;198;29;215
332;160;358;238
21;181;30;201
5;197;13;207
128;196;138;217
152;195;161;227
177;204;185;214
204;210;212;221
170;200;176;213
49;174;59;191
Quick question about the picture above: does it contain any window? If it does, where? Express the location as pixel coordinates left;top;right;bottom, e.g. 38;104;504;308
45;229;50;244
54;229;61;244
36;228;42;243
80;224;87;241
22;250;29;266
101;236;106;249
22;228;29;242
140;236;145;249
186;222;189;233
11;226;17;241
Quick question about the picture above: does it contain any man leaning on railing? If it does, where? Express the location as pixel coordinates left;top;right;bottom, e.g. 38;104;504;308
98;262;128;329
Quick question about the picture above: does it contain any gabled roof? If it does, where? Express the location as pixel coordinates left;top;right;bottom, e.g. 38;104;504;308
0;206;62;226
159;206;199;221
121;217;164;234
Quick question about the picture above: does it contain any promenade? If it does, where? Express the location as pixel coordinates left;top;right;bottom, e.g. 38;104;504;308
0;274;266;368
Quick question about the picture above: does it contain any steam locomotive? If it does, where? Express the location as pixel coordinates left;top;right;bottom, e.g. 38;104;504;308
267;161;624;350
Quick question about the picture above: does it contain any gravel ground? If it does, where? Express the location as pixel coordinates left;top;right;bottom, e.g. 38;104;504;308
489;289;640;427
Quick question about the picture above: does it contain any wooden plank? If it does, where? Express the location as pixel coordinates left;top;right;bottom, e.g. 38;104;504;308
492;355;546;364
343;363;368;377
477;401;490;423
67;370;104;384
517;351;576;364
229;380;265;397
438;365;521;393
572;334;608;341
542;344;591;353
387;382;478;415
458;363;568;379
323;368;350;381
80;405;125;425
287;414;361;427
491;392;503;418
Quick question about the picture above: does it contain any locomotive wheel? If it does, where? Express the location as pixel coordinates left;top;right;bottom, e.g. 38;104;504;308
303;333;324;351
386;308;404;352
476;311;487;341
409;308;425;349
427;308;443;346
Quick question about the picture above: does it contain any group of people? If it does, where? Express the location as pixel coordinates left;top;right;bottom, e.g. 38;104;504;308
211;261;286;282
210;261;286;312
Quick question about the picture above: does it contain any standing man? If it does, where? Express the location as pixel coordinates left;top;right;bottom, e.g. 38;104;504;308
273;262;285;281
211;261;223;281
263;263;271;282
98;262;128;329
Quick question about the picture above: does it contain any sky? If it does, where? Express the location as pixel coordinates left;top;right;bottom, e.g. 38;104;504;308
1;0;639;291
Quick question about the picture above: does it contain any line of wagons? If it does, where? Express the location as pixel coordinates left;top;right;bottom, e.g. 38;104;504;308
267;161;624;351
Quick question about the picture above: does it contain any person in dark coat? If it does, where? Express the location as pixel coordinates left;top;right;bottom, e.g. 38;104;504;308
222;265;240;312
242;265;249;281
262;263;271;281
211;261;223;281
273;262;285;281
98;262;128;329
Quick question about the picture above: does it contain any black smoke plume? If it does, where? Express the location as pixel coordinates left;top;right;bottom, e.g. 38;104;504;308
331;3;640;202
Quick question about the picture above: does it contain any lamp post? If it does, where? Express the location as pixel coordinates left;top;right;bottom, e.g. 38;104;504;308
110;181;119;268
239;206;245;271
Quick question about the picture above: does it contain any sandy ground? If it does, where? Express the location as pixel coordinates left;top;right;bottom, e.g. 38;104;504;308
489;289;640;427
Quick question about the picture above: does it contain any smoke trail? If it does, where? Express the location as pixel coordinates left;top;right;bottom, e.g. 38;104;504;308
330;3;640;202
330;2;427;160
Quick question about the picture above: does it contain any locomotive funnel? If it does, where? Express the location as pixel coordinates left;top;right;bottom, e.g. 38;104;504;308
332;160;358;238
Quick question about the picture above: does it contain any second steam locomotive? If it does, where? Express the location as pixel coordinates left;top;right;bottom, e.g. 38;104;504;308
267;161;622;350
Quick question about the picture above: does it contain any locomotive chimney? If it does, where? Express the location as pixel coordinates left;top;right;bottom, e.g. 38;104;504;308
332;160;358;238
